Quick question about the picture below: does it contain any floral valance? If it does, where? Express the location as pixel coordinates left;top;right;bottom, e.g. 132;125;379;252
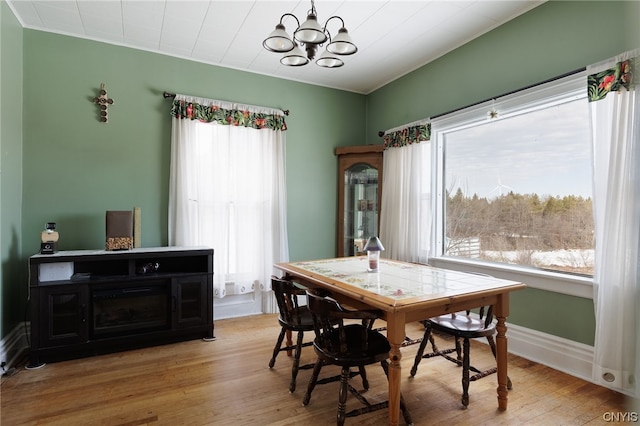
382;123;431;149
588;56;635;102
170;99;287;131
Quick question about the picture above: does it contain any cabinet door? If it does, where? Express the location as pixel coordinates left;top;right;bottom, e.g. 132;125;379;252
336;146;384;257
343;164;380;256
172;276;208;328
39;284;89;347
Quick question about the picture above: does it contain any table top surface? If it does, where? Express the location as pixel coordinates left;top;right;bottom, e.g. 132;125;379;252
276;257;526;311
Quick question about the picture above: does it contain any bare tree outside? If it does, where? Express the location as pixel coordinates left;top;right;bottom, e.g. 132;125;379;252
445;189;594;275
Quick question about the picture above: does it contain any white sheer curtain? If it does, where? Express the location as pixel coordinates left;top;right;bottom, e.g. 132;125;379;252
168;95;289;300
379;123;431;263
588;49;639;397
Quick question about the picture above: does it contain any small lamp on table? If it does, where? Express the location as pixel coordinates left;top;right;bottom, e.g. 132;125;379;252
364;236;384;272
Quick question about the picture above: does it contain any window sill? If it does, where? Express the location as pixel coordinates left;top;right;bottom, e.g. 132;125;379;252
428;256;593;299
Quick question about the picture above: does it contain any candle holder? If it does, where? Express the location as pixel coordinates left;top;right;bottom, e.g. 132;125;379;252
363;236;384;272
40;222;59;254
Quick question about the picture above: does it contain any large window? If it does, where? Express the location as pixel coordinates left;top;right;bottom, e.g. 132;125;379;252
168;95;289;309
433;72;594;276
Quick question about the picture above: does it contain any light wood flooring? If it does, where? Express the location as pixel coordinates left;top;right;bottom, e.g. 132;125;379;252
1;314;634;425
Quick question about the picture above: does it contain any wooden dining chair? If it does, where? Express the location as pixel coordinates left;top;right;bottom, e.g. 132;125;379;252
409;303;513;408
303;288;413;426
268;276;316;393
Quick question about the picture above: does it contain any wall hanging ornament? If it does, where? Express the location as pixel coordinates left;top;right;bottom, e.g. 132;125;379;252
92;83;114;123
488;98;499;119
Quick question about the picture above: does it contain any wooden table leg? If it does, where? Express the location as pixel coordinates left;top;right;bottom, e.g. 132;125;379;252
386;313;405;426
494;294;510;410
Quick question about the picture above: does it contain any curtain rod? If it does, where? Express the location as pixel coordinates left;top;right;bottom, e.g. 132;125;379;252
378;118;430;138
162;91;289;116
377;66;586;137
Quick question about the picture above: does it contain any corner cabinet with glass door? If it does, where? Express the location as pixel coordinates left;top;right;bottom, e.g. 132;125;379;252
335;145;384;257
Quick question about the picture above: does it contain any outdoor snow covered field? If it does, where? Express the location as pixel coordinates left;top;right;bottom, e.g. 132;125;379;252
482;249;594;273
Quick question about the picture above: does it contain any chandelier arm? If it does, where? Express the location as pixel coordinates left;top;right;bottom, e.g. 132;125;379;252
322;16;347;45
323;15;346;32
279;13;300;29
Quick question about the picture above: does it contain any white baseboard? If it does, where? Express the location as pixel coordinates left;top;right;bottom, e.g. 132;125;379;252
505;322;594;383
0;321;29;370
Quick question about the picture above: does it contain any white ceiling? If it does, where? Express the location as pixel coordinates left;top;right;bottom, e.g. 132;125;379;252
6;0;545;94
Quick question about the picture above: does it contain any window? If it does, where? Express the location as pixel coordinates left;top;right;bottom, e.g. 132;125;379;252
433;72;593;276
168;96;289;305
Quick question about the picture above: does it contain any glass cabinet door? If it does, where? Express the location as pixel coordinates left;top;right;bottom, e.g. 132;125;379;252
343;164;379;256
38;284;89;347
172;276;208;328
335;145;384;257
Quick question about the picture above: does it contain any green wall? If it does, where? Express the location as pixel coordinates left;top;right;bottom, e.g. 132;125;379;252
1;0;24;338
366;0;640;345
21;31;365;259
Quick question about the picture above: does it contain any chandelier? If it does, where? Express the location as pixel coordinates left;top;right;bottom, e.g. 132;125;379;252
262;0;357;68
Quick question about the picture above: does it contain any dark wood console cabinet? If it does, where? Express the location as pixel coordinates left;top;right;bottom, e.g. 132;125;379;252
29;247;213;366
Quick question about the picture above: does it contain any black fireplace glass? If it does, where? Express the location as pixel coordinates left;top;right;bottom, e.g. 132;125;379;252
92;281;169;337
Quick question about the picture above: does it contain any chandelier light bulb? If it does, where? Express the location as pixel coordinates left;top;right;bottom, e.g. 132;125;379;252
327;28;357;55
280;45;310;67
295;13;327;44
263;23;295;53
316;49;344;68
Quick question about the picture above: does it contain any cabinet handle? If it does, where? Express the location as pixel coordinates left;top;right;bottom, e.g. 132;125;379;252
81;304;87;323
122;287;154;294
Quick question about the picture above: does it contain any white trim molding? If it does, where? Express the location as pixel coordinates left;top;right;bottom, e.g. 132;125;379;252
0;321;29;370
506;322;594;383
430;256;593;299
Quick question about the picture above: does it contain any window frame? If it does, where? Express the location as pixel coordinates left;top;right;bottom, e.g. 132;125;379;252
429;71;593;299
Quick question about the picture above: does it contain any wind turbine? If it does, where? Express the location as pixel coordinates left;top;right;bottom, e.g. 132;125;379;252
490;173;513;197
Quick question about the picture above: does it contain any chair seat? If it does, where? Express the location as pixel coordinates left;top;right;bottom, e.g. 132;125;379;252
314;324;391;367
412;302;511;409
429;313;495;338
278;306;315;331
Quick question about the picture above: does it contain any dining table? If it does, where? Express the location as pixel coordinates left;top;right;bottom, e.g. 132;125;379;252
274;256;527;426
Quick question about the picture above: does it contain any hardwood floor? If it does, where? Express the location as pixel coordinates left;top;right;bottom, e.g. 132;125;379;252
1;314;633;425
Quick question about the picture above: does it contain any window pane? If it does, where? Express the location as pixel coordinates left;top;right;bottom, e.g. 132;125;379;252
443;97;594;275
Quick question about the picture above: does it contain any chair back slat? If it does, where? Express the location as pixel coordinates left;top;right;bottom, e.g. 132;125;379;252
306;288;380;354
271;276;306;323
483;305;494;328
460;272;495;327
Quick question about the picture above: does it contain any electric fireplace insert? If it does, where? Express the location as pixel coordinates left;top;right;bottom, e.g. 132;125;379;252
92;281;170;338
